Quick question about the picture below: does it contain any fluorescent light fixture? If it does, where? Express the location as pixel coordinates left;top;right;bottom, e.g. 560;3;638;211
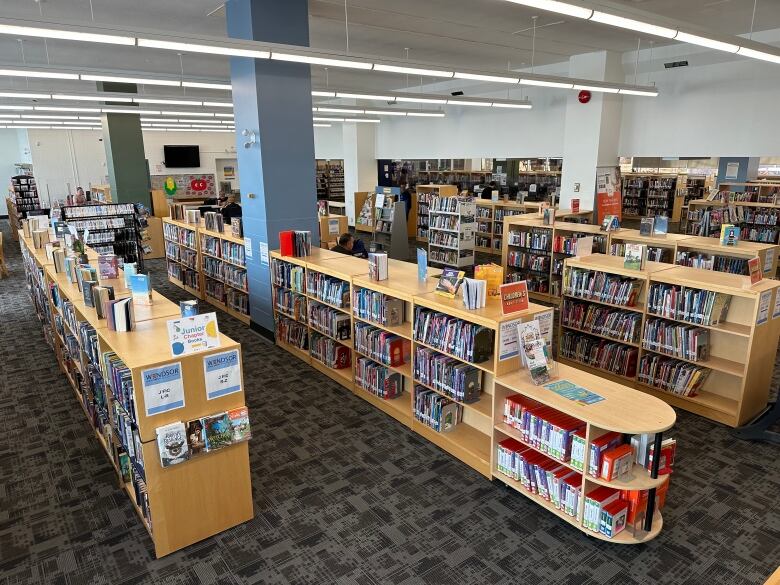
140;118;178;123
0;69;78;80
12;126;52;129
406;112;446;117
178;119;222;124
219;120;234;124
736;47;780;64
203;102;232;108
22;115;79;120
0;92;51;99
10;119;62;124
589;11;677;39
81;74;181;87
53;93;134;102
78;116;101;120
503;0;593;19
521;78;573;88
215;113;234;118
674;32;739;53
447;99;492;106
572;84;620;94
101;108;161;114
161;111;214;117
313;123;332;128
152;124;191;128
373;64;453;78
191;124;234;128
317;107;364;114
134;98;203;106
619;88;659;96
336;92;395;100
395;96;447;104
313;117;345;122
60;126;100;130
491;102;533;109
0;24;135;45
364;109;407;116
0;105;34;110
35;106;100;112
453;72;519;84
271;52;373;70
182;81;232;90
164;128;199;132
0;114;20;118
343;118;381;123
137;38;269;59
312;90;336;97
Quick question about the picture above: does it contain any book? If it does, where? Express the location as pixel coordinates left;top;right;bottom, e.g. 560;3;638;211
156;421;190;467
228;406;251;443
180;300;199;317
623;243;646;270
600;215;619;232
571;199;580;213
231;217;243;238
130;274;153;305
600;444;633;481
204;211;224;233
720;224;740;246
202;412;233;452
186;419;206;456
748;257;762;285
435;267;465;298
368;252;389;281
98;254;119;280
462;277;487;310
600;500;629;538
542;207;556;225
123;262;137;288
417;248;428;282
279;230;312;257
653;216;668;235
639;217;655;237
92;285;115;319
474;264;503;297
647;438;676;475
107;298;135;332
82;280;97;307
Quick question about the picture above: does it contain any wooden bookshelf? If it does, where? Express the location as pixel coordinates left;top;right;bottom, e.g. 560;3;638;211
90;184;112;203
19;231;253;558
622;174;679;221
6;197;20;240
163;217;203;299
686;198;780;245
416;184;458;242
675;235;778;277
558;254;780;427
608;229;691;264
199;224;250;324
428;195;476;268
493;364;675;544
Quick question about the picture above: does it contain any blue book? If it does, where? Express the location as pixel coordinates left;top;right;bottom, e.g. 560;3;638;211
417;248;428;282
130;273;152;305
123;262;137;288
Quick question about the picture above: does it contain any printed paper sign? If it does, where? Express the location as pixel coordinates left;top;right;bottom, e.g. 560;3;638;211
203;349;242;400
142;362;185;416
500;281;529;315
772;290;780;320
259;241;269;266
544;380;604;405
328;218;340;235
167;312;221;356
757;290;771;325
499;318;522;361
244;237;253;259
536;309;554;347
765;249;775;274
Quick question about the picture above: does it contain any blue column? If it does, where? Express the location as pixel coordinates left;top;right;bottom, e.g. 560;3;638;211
716;157;760;190
227;0;319;333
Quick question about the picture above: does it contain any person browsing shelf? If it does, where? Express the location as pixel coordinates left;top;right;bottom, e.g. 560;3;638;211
220;195;242;222
74;187;87;206
332;232;368;258
400;183;413;220
481;181;498;200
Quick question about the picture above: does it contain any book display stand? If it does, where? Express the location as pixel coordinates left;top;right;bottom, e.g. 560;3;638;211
559;254;780;427
61;203;145;268
428;195;476;269
372;188;410;261
416;184;458;242
18;228;253;558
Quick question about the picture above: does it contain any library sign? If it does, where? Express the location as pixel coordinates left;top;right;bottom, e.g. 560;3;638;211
167;312;221;356
500;281;529;315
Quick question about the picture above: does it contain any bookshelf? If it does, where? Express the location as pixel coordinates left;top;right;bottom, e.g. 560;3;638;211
6;196;20;240
163;217;203;299
687;199;780;245
415;184;458;242
675;236;778;277
11;174;41;218
19;230;253;558
494;364;675;543
354;191;374;234
428;195;476;269
62;203;145;268
608;229;691;264
90;184;112;203
621;174;678;220
315;159;345;201
199;225;250;324
559;254;780;427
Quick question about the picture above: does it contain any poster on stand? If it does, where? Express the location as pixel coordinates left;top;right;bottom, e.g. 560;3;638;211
596;166;622;224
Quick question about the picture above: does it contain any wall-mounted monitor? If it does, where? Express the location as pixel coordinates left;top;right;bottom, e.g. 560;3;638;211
164;145;200;168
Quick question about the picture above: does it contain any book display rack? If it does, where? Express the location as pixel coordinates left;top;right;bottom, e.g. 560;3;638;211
11;174;41;218
18;229;253;558
428;195;476;268
675;236;778;277
494;364;675;543
687;198;780;244
163;217;250;323
415;184;458;242
62;203;145;268
622;174;678;219
559;254;780;427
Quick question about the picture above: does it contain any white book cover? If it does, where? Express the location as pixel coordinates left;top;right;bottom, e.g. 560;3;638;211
156;421;190;467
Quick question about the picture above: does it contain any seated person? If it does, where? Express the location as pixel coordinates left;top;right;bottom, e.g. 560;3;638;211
331;233;368;258
220;195;242;221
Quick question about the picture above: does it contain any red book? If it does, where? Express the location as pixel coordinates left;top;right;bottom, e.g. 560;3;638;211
279;230;295;256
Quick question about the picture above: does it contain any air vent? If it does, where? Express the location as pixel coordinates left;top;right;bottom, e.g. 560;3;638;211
664;61;689;69
451;91;464;96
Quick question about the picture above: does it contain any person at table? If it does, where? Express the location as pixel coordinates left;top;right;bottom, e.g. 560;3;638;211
332;232;368;258
220;195;242;221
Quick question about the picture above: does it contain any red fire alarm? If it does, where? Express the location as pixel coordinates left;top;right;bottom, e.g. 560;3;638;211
578;90;592;104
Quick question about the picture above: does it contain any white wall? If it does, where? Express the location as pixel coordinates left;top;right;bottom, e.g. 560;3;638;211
0;129;30;215
143;130;236;178
313;125;345;159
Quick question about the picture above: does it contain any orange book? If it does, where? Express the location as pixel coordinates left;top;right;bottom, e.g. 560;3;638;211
600;443;633;481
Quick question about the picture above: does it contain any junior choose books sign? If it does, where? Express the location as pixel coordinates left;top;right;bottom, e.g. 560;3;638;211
167;312;221;356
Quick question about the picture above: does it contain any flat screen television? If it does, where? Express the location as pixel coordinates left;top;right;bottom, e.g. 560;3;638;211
164;145;200;168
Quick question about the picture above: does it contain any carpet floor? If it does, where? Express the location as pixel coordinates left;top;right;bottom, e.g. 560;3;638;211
1;220;779;585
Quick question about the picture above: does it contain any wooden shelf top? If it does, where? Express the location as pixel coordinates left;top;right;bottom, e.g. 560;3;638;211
552;222;604;234
649;265;780;297
73;291;181;329
687;198;780;209
412;291;550;328
496;364;676;434
306;254;370;280
353;265;441;301
199;224;245;245
610;229;691;244
270;247;345;267
162;217;199;230
506;216;548;228
676;235;778;254
97;317;239;370
565;253;674;278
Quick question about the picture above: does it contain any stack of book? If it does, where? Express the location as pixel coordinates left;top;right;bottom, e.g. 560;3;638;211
647;284;732;326
354;322;410;367
414;347;482;402
413;385;462;432
355;357;403;399
413;308;494;363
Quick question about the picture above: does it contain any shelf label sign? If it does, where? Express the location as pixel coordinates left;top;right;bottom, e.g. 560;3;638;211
142;362;185;416
498;318;522;361
167;312;220;356
500;281;529;315
259;241;269;266
758;290;771;325
203;349;242;400
772;290;780;320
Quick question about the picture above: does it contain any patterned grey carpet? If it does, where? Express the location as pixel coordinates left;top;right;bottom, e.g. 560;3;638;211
1;220;779;585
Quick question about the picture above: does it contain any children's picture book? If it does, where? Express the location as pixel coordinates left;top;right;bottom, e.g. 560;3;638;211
186;419;206;456
98;254;119;280
653;215;669;235
228;407;251;443
639;217;655;237
180;300;199;317
462;277;487;310
203;412;233;452
720;224;740;246
156;421;190;467
624;243;646;271
435;267;465;298
474;263;503;297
